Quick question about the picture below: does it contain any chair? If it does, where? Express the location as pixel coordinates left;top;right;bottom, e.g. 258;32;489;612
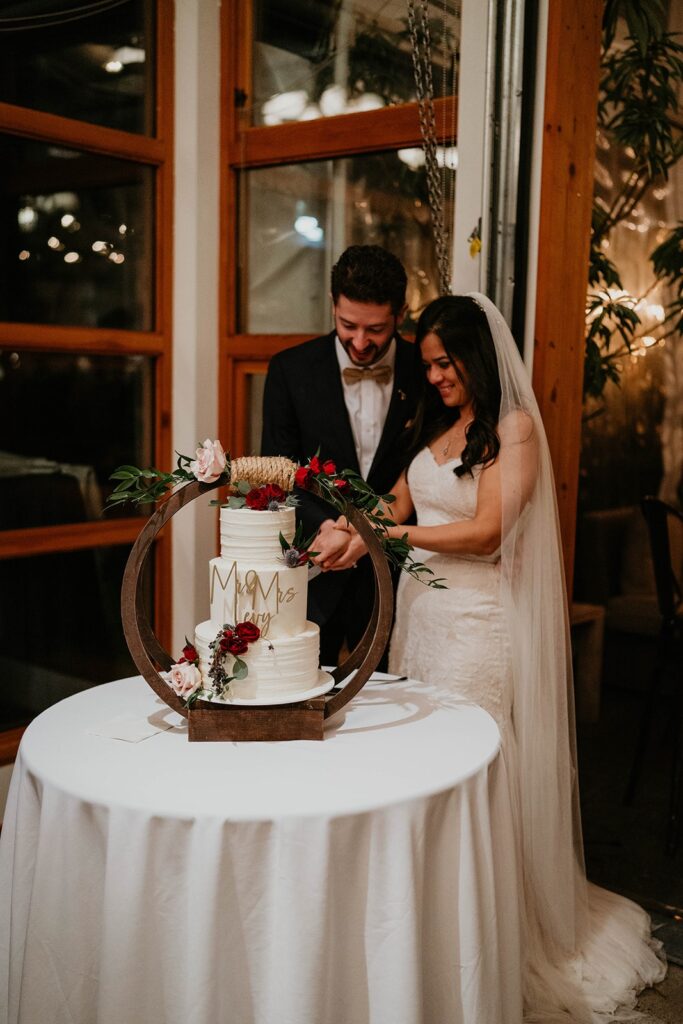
624;496;683;854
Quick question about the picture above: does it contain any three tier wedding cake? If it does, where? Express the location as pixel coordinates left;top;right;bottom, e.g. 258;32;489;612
194;504;325;702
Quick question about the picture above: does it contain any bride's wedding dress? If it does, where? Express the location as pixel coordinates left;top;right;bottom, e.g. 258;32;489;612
389;445;666;1023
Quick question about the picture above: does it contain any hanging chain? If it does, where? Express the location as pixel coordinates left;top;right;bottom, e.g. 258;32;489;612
445;0;458;238
408;0;451;295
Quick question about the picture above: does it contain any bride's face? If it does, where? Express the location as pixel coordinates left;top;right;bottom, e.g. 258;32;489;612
421;332;472;410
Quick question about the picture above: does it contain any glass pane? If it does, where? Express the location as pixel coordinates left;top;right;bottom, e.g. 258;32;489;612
252;0;460;126
0;544;153;730
239;150;456;332
0;134;155;330
247;372;267;454
0;0;155;134
0;350;153;528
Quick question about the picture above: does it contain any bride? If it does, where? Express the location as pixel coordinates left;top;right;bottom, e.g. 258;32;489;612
325;293;666;1022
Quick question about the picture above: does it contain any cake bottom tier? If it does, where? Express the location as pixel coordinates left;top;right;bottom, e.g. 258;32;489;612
194;619;320;701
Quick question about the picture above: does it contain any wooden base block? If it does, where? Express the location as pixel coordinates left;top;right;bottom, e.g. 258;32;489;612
188;696;326;741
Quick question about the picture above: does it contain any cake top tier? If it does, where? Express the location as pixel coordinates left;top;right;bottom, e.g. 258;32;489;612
219;505;296;564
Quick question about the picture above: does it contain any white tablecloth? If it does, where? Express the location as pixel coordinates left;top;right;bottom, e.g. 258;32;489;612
0;676;522;1024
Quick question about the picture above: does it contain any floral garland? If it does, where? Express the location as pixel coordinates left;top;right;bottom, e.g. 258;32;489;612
293;455;445;586
163;622;262;708
228;480;296;511
107;439;444;587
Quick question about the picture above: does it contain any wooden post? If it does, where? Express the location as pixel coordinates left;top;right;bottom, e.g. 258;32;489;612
533;0;603;594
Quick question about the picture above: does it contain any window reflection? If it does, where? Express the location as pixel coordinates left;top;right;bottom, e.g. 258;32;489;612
0;350;153;528
252;0;459;126
0;0;154;134
239;151;455;333
0;135;155;330
0;544;152;730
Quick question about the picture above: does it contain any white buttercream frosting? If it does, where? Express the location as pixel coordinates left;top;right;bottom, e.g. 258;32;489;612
194;504;320;702
209;559;307;638
194;620;320;699
219;505;296;563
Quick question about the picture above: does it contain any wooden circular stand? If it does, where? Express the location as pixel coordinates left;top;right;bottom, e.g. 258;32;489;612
121;478;395;740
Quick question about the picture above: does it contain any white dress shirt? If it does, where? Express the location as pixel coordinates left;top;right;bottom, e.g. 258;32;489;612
335;336;396;478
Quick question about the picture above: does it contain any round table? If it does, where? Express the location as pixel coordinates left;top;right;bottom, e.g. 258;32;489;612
0;676;522;1024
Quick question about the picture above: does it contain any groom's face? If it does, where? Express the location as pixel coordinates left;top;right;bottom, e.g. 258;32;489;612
333;295;397;366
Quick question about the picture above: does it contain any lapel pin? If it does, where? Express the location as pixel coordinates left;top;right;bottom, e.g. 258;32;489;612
397;389;406;401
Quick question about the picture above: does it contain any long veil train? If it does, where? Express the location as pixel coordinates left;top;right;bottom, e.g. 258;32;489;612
472;292;665;1021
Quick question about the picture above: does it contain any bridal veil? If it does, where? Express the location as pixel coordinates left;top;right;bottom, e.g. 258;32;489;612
469;293;665;1021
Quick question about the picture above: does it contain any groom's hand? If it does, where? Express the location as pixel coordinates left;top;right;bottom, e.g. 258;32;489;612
312;519;353;571
323;519;368;571
312;518;367;571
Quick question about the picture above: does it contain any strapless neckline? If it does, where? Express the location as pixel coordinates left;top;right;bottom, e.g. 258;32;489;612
426;447;462;469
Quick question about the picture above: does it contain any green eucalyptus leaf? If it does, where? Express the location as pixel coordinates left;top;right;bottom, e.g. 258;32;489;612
232;658;248;680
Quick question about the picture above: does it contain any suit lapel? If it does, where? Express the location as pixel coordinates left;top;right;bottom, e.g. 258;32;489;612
316;334;360;474
367;337;415;484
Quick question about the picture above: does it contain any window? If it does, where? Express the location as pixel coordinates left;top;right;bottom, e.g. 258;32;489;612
0;0;173;745
222;0;460;450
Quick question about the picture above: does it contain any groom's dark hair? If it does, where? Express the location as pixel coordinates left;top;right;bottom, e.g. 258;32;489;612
331;246;407;314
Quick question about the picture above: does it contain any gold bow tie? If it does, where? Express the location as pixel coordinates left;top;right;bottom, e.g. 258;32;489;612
342;364;392;385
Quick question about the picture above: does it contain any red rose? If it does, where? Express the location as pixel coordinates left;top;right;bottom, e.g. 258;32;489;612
235;621;260;642
182;642;198;663
219;637;231;651
227;635;248;656
245;487;269;510
295;466;313;489
262;483;286;504
333;478;350;493
308;455;321;474
322;459;336;475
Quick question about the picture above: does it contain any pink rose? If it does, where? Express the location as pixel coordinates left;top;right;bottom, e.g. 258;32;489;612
190;439;227;483
166;661;202;698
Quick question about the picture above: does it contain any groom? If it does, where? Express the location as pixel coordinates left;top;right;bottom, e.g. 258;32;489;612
261;245;418;666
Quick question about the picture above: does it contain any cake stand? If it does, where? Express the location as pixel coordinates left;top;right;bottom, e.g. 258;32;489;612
120;476;394;741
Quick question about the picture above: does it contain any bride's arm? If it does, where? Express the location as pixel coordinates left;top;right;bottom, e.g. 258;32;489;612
385;410;539;557
385;460;502;556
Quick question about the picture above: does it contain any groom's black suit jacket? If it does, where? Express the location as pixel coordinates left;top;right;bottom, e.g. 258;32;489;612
261;331;418;650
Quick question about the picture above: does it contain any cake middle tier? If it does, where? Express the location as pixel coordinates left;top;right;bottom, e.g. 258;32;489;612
209;557;308;639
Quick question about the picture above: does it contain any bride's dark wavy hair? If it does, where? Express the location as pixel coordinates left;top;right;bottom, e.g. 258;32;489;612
406;296;502;477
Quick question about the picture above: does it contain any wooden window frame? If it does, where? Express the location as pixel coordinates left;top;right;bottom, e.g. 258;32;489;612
0;0;174;756
220;0;458;450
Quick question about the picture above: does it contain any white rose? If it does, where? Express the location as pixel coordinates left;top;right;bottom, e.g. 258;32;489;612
190;439;227;483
